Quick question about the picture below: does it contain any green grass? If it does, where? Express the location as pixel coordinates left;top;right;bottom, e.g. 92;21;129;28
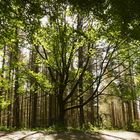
0;126;16;132
0;122;139;133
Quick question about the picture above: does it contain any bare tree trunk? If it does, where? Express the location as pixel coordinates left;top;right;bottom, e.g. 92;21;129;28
122;101;126;127
30;49;38;128
13;29;20;128
111;102;116;127
48;95;53;126
127;101;133;129
77;15;85;128
0;45;6;125
133;101;138;121
7;49;13;127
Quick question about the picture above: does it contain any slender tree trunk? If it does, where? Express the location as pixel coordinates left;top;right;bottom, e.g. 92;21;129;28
13;62;20;128
88;58;95;125
96;95;100;126
133;101;138;121
122;101;126;127
13;28;20;128
30;49;38;128
13;56;20;128
0;45;6;125
7;50;13;127
77;14;85;128
111;102;115;127
48;95;52;126
31;87;38;128
127;101;133;129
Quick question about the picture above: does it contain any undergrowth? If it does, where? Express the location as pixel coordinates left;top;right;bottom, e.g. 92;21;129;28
0;121;139;133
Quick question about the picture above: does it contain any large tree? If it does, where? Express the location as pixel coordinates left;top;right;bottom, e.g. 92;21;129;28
0;0;140;128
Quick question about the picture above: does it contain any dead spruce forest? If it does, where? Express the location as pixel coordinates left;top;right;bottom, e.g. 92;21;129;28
0;0;140;130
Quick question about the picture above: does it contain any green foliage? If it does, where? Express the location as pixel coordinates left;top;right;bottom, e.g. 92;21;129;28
28;70;52;90
131;121;140;132
0;126;15;132
25;126;83;133
85;122;100;133
0;96;10;110
69;0;140;40
45;125;68;133
0;77;9;91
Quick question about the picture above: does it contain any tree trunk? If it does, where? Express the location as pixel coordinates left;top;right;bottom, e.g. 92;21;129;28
122;101;126;127
77;14;85;128
13;28;20;128
7;50;13;127
58;93;65;126
127;101;133;129
0;45;6;126
48;94;53;126
111;102;115;127
30;49;38;128
133;101;138;121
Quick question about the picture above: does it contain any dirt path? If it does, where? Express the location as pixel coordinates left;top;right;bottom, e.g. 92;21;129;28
0;130;140;140
98;130;140;140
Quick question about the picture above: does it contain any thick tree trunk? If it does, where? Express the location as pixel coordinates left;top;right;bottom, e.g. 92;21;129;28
58;94;65;126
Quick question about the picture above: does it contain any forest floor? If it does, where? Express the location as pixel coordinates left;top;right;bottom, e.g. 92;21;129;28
0;130;140;140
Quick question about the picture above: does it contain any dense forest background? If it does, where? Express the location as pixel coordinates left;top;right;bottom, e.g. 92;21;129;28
0;0;140;130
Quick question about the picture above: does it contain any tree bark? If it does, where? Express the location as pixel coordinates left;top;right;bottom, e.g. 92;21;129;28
30;49;38;128
58;93;65;126
13;28;20;128
77;14;85;128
